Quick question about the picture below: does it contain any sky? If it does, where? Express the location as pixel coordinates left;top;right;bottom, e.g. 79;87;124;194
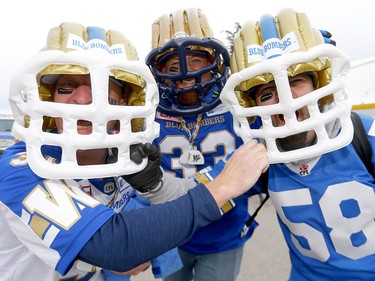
1;0;374;114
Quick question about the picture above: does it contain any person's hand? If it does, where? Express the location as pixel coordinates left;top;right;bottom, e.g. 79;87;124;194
319;29;336;46
122;143;163;193
206;140;268;207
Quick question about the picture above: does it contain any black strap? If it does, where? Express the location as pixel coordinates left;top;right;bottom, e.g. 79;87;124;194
350;112;375;179
241;172;269;237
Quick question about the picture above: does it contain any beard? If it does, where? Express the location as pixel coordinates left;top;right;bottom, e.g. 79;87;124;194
178;91;198;106
276;131;316;152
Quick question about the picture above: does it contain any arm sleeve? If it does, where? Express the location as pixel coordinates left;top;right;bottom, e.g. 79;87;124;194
78;184;220;271
140;173;197;204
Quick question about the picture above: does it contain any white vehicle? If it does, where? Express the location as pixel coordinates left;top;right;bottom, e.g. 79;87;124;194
0;114;15;156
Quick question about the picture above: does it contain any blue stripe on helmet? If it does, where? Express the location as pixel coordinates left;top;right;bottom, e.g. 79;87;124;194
87;26;106;41
259;14;280;59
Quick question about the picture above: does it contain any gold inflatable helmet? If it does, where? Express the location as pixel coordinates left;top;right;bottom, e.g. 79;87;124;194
9;22;160;179
220;8;353;163
146;8;230;116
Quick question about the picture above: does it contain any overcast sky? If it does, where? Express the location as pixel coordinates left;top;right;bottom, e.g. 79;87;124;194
1;0;374;114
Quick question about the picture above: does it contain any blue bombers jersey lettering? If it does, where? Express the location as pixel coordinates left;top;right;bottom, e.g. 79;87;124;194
154;104;241;179
154;104;258;254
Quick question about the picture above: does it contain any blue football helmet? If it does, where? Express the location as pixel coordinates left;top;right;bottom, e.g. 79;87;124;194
145;8;230;117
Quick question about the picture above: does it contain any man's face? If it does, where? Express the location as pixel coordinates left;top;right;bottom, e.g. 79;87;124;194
253;73;316;151
53;74;125;134
161;52;213;106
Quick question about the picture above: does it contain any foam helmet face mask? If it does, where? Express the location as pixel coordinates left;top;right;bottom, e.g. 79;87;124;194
145;8;230;117
220;8;353;163
9;23;160;179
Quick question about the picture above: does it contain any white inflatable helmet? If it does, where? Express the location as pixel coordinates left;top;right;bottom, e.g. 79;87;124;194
221;8;353;163
9;22;160;179
146;8;230;117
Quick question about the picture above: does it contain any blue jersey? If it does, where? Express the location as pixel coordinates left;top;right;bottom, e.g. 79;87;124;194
203;113;375;280
154;103;257;254
0;141;180;280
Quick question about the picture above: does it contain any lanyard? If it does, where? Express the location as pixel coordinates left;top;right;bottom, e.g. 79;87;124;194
178;114;203;148
178;114;205;165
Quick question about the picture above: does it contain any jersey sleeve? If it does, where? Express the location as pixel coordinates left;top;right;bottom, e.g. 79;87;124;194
79;183;221;271
140;173;197;204
0;149;115;275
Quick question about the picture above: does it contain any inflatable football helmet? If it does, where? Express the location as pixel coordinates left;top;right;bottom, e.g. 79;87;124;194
146;8;230;117
9;22;159;179
221;8;353;163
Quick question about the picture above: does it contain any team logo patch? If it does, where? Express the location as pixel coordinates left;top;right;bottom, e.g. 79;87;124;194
104;182;115;193
299;164;310;176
